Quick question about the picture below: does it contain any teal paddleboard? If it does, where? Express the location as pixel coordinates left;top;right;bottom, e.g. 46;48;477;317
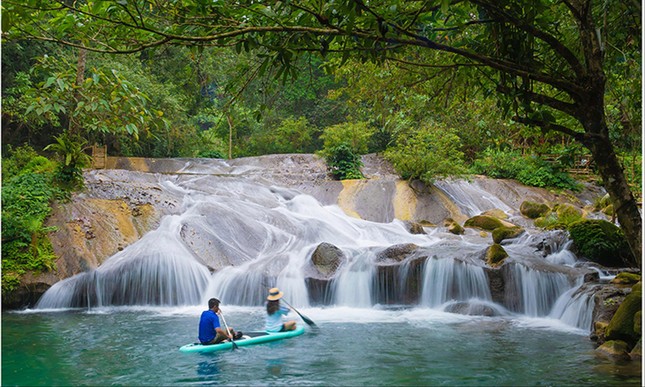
179;325;305;353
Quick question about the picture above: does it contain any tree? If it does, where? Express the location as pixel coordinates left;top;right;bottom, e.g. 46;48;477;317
4;0;641;266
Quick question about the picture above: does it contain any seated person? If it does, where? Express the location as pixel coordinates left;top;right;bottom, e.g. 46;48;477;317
199;298;242;344
265;288;297;332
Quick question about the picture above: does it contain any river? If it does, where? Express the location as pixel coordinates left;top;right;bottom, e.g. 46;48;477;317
2;306;641;386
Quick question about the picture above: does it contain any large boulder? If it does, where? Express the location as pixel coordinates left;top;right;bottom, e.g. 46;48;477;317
375;243;419;264
605;282;642;346
520;201;550;219
492;226;525;244
310;242;345;278
464;215;504;231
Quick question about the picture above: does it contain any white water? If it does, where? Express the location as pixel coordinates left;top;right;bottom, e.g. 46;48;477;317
36;174;598;332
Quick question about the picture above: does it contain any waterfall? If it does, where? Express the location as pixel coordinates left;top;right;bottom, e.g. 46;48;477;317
433;179;512;217
34;163;603;333
549;280;596;330
507;263;572;316
36;215;210;309
420;257;492;308
333;250;376;307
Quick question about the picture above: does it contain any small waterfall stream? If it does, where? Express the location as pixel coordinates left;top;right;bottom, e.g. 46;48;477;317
36;172;599;332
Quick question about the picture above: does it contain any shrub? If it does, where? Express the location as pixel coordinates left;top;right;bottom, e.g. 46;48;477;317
1;146;61;292
45;132;92;190
197;150;225;159
385;124;468;184
325;143;363;180
319;121;374;157
471;148;582;191
568;219;634;267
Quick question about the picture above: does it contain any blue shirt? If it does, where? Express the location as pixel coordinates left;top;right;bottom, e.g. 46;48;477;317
198;310;221;344
265;305;290;332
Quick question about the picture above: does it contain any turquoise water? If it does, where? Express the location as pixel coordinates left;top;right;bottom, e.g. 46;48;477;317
2;307;641;386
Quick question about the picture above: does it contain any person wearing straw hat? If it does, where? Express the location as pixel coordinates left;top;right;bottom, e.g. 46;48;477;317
265;288;297;332
199;298;242;345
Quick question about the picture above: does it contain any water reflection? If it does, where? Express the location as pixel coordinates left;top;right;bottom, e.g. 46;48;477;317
196;359;220;378
266;359;284;377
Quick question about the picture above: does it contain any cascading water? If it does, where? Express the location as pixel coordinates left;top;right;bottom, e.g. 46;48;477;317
420;257;492;308
35;168;601;332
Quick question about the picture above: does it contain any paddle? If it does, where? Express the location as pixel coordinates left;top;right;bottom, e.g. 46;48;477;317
218;311;238;350
282;299;317;327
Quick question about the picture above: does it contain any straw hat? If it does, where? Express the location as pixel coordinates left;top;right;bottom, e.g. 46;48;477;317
267;287;284;301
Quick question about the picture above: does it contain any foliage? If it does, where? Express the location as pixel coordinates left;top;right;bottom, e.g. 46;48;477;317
319;121;374;158
45;132;92;190
324;143;363;180
472;148;582;191
21;53;165;139
248;117;318;155
568;219;635;268
1;146;60;292
385;124;468;184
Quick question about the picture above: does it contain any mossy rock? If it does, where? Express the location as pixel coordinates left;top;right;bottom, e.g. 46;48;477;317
605;283;642;345
464;215;504;231
481;209;508;220
554;203;583;224
568;219;635;267
610;272;642;285
443;218;464;235
492;226;525;244
520;201;550;219
486;244;509;267
595;340;631;361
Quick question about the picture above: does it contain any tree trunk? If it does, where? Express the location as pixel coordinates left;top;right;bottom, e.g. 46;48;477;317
586;136;642;268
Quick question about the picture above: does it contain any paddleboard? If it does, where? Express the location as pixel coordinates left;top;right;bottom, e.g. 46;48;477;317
179;325;305;353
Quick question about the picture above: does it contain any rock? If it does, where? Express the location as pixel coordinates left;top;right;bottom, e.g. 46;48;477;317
481;209;508;220
595;340;631;361
486;244;509;267
610;272;642;285
630;337;642;360
464;215;504;231
568;219;635;267
443;218;464;235
520;201;550;219
375;243;419;264
444;301;502;317
403;221;427;235
605;282;642;346
555;203;583;221
492;226;525;244
310;242;345;278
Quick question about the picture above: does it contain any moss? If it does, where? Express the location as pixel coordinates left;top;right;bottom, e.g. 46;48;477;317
568;219;635;267
554;203;583;224
520;201;550;219
611;272;642;285
492;226;524;244
605;284;642;345
486;244;509;267
464;215;504;231
444;218;464;235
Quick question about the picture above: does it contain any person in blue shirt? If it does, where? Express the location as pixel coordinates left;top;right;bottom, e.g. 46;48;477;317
265;288;297;332
199;298;241;345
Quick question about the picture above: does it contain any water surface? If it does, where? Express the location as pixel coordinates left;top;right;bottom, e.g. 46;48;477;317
2;307;641;386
